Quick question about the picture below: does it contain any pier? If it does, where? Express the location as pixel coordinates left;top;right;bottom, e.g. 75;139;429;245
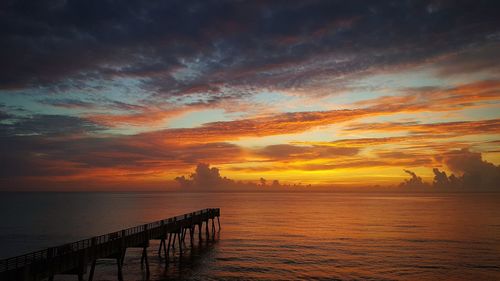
0;208;220;281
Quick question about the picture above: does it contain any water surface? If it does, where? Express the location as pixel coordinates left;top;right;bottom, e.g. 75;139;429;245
1;192;499;280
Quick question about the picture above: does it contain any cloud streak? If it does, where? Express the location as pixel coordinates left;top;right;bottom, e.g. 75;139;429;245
344;119;500;136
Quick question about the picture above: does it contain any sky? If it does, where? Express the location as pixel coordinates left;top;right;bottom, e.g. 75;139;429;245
0;0;499;191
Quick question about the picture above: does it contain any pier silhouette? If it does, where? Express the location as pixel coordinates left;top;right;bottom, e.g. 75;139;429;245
0;208;220;281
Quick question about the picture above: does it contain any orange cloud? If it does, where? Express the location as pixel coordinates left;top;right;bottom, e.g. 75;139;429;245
255;144;359;161
3;78;499;191
344;119;500;135
354;80;500;112
142;108;374;144
128;79;500;144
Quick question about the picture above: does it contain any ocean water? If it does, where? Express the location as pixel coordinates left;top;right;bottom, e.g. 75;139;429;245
0;192;499;280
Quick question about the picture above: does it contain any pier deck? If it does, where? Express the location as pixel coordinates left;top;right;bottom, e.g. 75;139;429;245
0;208;220;281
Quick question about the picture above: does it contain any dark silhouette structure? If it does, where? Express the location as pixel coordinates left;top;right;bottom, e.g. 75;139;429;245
0;208;220;281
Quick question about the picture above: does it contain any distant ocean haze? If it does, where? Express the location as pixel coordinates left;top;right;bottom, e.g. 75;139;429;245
0;192;499;280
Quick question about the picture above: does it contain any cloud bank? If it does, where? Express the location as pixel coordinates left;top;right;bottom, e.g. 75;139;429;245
400;149;500;191
1;1;499;190
174;163;303;191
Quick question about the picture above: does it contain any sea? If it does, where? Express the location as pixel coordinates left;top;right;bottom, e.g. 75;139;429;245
0;192;499;280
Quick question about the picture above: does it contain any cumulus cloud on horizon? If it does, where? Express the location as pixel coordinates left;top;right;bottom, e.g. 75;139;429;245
400;149;500;191
174;163;303;191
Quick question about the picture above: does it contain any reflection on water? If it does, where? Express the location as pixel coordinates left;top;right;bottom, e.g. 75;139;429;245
161;234;220;280
89;233;220;281
1;192;500;280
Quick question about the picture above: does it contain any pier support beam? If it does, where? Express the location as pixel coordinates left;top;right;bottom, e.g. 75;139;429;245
177;232;183;254
189;226;194;245
116;256;124;281
182;228;187;244
158;238;165;257
140;224;150;277
167;233;172;255
198;223;202;240
163;237;168;260
140;247;150;277
171;232;176;250
88;260;96;281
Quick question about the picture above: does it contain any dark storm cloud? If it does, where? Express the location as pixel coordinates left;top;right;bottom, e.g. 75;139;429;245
0;114;103;136
38;98;97;109
2;0;500;99
399;149;500;191
0;124;245;179
0;107;13;121
399;170;429;189
0;134;88;178
38;97;145;111
433;43;500;77
54;139;242;169
0;113;103;178
441;148;500;190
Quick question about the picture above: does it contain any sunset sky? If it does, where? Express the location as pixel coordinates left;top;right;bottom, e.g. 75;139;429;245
1;1;499;191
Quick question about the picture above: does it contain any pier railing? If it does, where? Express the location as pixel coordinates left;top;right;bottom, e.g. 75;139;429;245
0;208;220;280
